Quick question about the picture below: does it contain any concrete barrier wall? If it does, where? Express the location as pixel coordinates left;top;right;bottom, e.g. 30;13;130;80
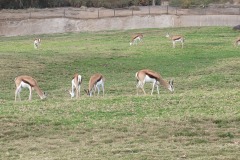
178;15;240;27
0;15;239;37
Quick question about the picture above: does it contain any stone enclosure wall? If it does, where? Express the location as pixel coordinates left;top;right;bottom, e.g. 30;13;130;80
0;15;239;36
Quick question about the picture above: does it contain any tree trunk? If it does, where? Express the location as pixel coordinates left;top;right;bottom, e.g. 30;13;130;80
152;0;156;6
19;0;23;8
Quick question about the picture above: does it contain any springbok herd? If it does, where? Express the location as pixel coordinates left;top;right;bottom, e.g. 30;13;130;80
14;69;174;101
129;33;240;48
14;32;239;101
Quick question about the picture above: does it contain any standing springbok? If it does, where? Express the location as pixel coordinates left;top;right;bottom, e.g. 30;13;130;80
166;33;184;48
69;73;82;98
84;73;105;97
135;69;174;95
14;75;46;101
235;37;240;47
34;38;41;49
130;33;143;46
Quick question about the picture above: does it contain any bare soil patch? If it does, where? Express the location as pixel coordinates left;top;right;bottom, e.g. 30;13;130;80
1;6;240;21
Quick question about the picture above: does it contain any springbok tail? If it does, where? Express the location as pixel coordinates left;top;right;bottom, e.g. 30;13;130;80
135;72;141;85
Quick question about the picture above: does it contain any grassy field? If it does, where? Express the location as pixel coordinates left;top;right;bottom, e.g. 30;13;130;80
0;26;239;160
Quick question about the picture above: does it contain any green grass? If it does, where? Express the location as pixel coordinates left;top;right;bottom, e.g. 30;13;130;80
0;26;240;160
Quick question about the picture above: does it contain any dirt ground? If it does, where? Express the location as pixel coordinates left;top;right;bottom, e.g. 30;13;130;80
0;6;240;21
0;6;159;20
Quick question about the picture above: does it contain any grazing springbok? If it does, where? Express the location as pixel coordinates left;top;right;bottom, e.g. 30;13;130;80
235;37;240;47
166;33;184;48
130;33;143;46
34;38;41;49
14;75;46;101
69;73;82;98
135;69;174;95
84;73;105;97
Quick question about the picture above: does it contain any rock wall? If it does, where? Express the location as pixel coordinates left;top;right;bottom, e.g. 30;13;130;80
0;15;239;37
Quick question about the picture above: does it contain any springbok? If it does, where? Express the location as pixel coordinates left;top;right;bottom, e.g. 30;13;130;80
135;69;174;95
14;75;46;101
235;37;240;47
69;73;82;98
166;33;184;48
34;38;41;49
84;73;105;97
130;33;143;46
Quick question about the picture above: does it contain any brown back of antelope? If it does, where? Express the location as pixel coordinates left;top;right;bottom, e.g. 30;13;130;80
15;75;46;101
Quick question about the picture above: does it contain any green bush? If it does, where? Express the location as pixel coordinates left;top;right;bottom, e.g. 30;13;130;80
169;0;232;8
